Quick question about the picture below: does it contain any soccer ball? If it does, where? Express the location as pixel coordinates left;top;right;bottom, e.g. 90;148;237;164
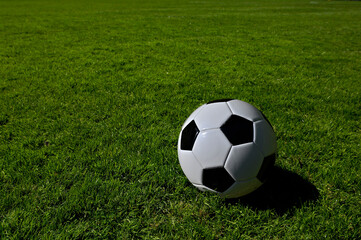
177;99;277;198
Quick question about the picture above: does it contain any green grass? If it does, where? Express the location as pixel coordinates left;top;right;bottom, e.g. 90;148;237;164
1;0;361;238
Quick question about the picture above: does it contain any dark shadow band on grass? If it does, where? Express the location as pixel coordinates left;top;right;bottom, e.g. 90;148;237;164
225;166;319;215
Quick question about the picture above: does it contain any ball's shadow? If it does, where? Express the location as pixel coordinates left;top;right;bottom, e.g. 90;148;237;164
225;166;319;215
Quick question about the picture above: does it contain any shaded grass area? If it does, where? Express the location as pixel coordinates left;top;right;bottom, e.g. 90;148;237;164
1;0;361;238
226;166;320;215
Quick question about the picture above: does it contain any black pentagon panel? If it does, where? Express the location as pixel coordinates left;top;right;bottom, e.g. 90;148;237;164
202;167;235;192
221;115;253;145
207;99;233;104
180;120;199;150
257;153;276;182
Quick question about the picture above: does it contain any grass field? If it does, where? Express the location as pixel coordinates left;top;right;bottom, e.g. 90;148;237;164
1;0;361;238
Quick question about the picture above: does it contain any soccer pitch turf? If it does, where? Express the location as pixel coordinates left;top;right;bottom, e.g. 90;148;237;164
0;0;360;238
